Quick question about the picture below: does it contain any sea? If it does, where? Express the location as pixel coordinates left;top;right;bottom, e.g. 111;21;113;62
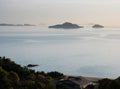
0;25;120;78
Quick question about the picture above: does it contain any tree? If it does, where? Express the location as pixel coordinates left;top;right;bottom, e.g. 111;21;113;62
8;71;20;84
45;76;56;89
0;67;12;89
98;78;112;89
47;71;64;79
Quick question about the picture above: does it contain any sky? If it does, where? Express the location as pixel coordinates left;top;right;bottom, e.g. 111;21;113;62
0;0;120;26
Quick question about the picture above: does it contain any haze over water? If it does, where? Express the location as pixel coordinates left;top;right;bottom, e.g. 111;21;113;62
1;0;120;26
0;26;120;78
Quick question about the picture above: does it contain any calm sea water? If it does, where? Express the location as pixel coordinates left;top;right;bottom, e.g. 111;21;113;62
0;26;120;78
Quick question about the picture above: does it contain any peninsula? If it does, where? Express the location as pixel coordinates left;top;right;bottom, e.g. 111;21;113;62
0;23;35;26
48;22;83;29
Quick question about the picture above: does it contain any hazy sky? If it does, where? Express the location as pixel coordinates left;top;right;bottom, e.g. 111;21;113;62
0;0;120;26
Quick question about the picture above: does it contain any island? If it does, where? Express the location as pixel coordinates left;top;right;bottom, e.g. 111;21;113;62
48;22;83;29
0;23;35;26
27;64;39;67
92;24;104;28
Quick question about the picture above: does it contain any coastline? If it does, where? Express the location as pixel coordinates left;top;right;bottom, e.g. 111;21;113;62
62;75;103;88
65;75;103;81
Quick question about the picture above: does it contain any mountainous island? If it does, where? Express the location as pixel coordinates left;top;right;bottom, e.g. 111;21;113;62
0;23;35;26
92;24;104;28
48;22;83;29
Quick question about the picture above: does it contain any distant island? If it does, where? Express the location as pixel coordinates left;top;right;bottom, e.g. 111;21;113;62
48;22;83;29
92;24;104;28
27;64;39;67
0;23;35;26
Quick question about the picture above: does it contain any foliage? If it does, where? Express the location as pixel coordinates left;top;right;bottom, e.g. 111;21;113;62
0;56;57;89
98;77;120;89
2;56;120;89
0;67;12;89
47;71;64;79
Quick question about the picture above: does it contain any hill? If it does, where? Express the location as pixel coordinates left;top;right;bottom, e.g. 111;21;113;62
48;22;83;29
92;24;104;28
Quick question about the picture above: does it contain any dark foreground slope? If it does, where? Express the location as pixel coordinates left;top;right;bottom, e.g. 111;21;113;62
0;56;120;89
0;56;63;89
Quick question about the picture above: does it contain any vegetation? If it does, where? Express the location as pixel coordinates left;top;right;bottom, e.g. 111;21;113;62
0;56;64;89
47;71;64;79
98;77;120;89
1;56;120;89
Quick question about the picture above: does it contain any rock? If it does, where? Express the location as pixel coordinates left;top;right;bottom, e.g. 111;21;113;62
27;64;39;67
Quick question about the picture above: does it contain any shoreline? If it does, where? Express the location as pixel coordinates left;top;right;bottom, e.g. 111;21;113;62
62;75;104;88
65;74;104;80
